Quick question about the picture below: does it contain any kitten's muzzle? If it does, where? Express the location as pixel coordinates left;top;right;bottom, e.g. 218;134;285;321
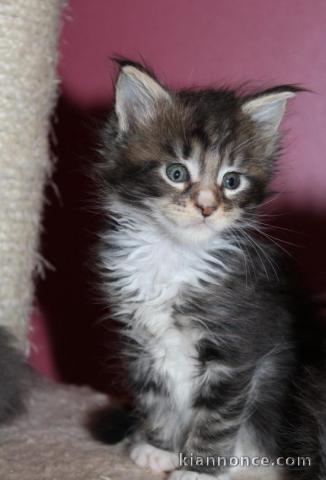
192;186;219;218
195;204;217;217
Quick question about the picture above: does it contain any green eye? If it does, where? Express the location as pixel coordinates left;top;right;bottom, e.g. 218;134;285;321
166;163;190;183
222;172;241;190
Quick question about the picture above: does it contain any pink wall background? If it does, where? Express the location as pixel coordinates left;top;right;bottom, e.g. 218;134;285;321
30;0;326;392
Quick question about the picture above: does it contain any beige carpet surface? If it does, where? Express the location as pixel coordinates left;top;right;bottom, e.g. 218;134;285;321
0;379;161;480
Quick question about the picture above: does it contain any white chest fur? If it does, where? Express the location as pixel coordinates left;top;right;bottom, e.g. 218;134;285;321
102;216;232;408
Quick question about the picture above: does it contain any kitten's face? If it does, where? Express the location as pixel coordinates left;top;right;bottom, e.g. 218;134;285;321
103;63;296;245
152;145;252;244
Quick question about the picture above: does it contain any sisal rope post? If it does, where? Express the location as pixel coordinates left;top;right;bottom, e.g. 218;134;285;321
0;0;64;352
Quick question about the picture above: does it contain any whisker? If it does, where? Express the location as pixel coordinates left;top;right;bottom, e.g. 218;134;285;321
230;135;259;156
242;220;298;254
257;193;284;209
243;213;301;235
238;227;276;280
226;226;252;286
246;208;291;219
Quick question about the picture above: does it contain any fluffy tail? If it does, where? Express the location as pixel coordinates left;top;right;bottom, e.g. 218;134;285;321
89;406;137;444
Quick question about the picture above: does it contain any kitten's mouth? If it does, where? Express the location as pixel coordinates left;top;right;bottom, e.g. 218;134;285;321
185;217;214;229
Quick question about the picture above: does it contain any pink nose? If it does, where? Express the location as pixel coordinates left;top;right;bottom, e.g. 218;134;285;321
196;204;217;217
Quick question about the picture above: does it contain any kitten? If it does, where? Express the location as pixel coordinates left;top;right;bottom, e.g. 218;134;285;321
97;60;326;479
0;326;28;423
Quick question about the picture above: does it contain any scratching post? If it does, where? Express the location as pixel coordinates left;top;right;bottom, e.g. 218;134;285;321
0;0;64;351
0;6;145;479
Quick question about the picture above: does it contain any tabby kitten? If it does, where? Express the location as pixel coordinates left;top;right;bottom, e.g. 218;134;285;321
98;60;326;479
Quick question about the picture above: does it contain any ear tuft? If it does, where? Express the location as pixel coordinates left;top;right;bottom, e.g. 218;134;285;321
242;86;300;132
114;61;170;132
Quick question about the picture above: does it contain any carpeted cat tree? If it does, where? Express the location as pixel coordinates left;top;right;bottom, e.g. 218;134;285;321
0;2;156;479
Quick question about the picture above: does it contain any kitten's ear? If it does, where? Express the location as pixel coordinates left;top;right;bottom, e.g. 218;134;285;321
115;63;171;132
242;87;297;133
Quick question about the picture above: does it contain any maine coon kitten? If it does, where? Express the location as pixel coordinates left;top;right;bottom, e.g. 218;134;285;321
97;60;326;479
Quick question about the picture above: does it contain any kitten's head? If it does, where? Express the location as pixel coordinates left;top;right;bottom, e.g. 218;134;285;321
101;60;298;245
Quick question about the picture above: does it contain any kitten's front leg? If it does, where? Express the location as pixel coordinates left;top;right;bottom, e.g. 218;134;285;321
128;386;183;473
130;440;180;473
129;440;230;477
170;373;250;480
169;471;230;479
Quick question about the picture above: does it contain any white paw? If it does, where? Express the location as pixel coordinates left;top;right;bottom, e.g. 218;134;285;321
130;442;179;473
168;471;218;480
